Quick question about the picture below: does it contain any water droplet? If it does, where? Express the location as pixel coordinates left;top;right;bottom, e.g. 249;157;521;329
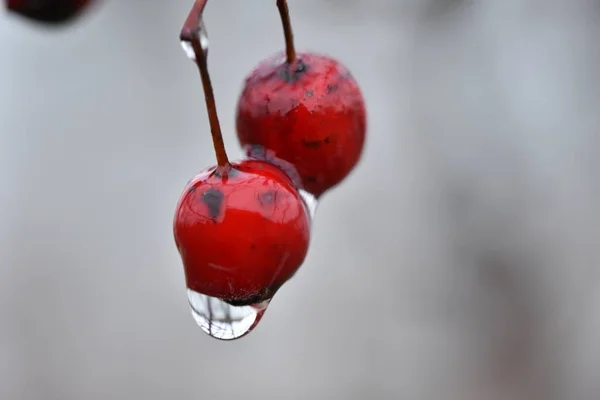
187;289;269;340
180;41;195;61
180;18;209;61
299;189;318;220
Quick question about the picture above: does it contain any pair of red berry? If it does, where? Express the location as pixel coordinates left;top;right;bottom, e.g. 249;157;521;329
5;0;93;24
174;0;367;316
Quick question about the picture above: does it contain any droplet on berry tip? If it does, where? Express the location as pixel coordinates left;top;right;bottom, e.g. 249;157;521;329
180;17;209;61
188;289;269;340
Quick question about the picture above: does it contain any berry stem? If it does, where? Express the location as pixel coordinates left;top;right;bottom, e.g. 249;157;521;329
180;0;230;168
276;0;296;64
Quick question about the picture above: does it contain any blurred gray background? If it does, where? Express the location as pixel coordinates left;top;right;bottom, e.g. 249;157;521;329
2;0;600;399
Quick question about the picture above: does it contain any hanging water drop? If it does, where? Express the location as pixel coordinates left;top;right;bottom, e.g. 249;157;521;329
187;289;270;340
180;17;209;61
299;189;318;220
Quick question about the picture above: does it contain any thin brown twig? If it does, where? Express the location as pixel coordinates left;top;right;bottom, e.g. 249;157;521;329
180;0;230;168
276;0;296;64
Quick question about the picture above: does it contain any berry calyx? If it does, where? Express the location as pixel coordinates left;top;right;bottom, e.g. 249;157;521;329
174;0;311;306
174;159;311;304
5;0;93;24
235;0;367;198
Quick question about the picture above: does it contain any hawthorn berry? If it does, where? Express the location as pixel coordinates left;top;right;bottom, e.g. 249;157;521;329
174;160;311;305
5;0;93;24
235;0;367;198
174;1;311;309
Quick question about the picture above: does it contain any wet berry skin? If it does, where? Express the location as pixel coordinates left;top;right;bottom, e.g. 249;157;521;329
5;0;92;24
173;159;311;305
236;52;367;198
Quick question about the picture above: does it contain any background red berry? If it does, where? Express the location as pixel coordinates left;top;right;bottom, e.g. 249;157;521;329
173;159;311;305
236;51;367;198
6;0;92;23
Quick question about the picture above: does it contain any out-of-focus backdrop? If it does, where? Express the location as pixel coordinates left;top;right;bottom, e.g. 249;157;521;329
2;1;600;399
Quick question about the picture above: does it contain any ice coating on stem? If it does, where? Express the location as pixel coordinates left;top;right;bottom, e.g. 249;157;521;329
180;17;209;61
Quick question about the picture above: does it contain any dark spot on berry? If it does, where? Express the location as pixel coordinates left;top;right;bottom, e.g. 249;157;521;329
258;191;278;207
201;188;224;219
324;137;331;144
327;83;340;93
305;90;314;98
223;298;251;306
250;244;257;249
302;139;322;149
224;286;275;306
278;60;309;83
306;176;318;183
187;186;197;194
295;60;307;73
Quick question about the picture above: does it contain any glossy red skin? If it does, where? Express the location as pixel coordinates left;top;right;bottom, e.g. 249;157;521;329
6;0;92;23
236;52;367;198
173;159;311;305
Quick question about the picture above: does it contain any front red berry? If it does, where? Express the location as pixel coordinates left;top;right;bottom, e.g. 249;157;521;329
236;52;366;198
173;159;311;305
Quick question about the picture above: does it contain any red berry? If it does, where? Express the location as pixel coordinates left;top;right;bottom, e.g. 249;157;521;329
6;0;92;24
173;159;311;305
236;51;367;198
